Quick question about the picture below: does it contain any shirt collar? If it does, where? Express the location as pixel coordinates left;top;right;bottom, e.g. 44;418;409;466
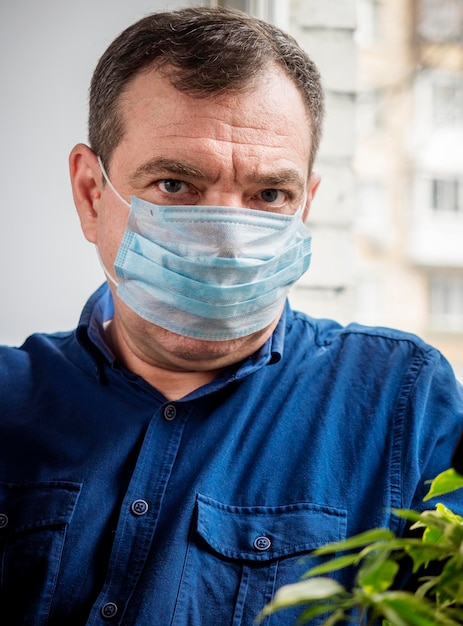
230;305;285;378
76;283;116;367
76;283;286;382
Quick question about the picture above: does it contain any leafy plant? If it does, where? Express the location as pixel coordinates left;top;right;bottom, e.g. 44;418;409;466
258;469;463;625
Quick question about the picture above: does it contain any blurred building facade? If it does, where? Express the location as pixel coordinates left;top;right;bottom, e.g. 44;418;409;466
215;0;463;379
354;0;463;379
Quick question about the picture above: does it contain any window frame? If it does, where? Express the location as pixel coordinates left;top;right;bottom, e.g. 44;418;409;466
211;0;288;26
417;0;463;43
429;274;463;332
430;178;463;214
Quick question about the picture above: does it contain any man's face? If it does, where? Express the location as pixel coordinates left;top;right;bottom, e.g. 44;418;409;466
88;65;319;371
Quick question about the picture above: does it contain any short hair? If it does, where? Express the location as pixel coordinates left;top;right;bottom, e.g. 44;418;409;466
89;6;325;174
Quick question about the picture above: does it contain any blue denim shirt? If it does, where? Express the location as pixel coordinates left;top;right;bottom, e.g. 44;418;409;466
1;283;463;626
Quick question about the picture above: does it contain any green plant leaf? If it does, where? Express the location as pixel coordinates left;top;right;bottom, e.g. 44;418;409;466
423;469;463;501
296;604;348;625
392;508;427;524
414;575;439;599
435;503;463;524
258;469;463;626
257;577;345;620
358;557;399;594
303;554;360;577
405;543;448;573
312;529;395;556
433;555;463;601
318;608;350;626
376;591;458;626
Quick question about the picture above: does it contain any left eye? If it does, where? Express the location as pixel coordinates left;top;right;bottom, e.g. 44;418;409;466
259;189;286;205
158;179;188;194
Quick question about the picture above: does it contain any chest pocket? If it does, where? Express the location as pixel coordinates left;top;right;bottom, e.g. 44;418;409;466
172;494;347;626
0;481;82;626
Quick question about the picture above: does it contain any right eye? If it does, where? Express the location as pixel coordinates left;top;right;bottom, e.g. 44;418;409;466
157;179;189;194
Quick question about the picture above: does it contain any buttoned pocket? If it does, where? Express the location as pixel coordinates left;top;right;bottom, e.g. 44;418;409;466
172;494;347;626
0;481;82;626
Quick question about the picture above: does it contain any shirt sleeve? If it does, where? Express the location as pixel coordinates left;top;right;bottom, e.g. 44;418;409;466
403;346;463;517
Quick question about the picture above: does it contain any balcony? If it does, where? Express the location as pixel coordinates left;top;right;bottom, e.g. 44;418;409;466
408;209;463;267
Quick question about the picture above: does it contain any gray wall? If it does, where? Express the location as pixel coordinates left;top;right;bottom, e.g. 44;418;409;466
0;0;191;345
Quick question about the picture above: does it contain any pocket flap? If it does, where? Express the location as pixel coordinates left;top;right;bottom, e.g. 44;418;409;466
196;494;347;562
0;481;82;535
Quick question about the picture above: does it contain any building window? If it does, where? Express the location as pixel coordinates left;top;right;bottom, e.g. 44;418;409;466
356;90;383;136
357;181;386;221
431;178;463;213
213;0;284;24
432;79;463;127
355;0;379;45
430;274;463;331
216;0;247;11
417;0;463;42
355;181;393;250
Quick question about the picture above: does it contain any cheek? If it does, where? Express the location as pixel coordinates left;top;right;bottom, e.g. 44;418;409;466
97;206;129;268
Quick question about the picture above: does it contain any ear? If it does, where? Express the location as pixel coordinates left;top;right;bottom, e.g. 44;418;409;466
302;172;321;221
69;143;103;244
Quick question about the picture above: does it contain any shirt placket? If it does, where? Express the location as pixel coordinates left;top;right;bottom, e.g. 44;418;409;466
85;400;190;625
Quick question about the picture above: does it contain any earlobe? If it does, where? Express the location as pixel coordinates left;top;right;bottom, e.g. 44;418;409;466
69;143;102;244
303;172;321;221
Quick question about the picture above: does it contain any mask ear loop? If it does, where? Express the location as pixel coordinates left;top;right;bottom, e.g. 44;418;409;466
95;247;119;288
97;156;131;208
95;156;130;287
291;192;308;230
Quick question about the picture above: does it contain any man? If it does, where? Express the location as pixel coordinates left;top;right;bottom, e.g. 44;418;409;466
0;7;462;626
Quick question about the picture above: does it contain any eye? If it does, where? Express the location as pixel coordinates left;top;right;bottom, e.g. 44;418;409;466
259;189;287;205
158;179;189;194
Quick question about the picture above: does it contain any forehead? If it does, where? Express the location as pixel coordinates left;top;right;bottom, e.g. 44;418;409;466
114;66;312;176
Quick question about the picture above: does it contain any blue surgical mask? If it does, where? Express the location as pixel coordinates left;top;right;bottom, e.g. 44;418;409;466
98;158;312;341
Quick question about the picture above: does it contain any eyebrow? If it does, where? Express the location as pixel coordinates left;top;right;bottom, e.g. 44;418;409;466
129;158;206;185
129;157;306;189
252;170;306;188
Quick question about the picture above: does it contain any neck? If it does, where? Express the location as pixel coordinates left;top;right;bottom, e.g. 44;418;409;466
104;319;222;400
102;306;280;401
142;367;219;401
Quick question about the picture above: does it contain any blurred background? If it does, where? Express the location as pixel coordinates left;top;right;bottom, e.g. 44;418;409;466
1;0;462;380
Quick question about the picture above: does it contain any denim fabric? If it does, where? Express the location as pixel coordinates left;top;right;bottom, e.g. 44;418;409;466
1;283;462;625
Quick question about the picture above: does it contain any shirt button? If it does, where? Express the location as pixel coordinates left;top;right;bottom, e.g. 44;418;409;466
254;536;272;551
163;404;177;421
101;602;118;619
131;499;149;516
0;513;8;529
